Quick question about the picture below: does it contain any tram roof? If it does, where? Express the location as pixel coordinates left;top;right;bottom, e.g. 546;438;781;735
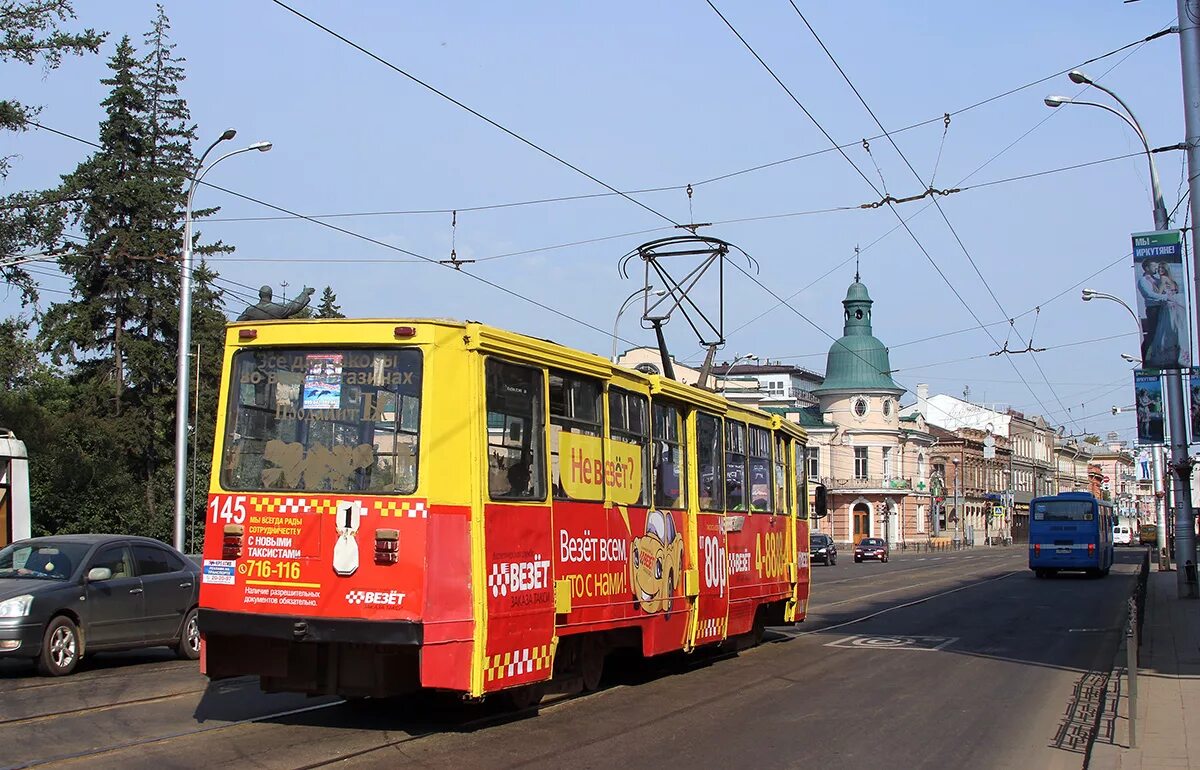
226;317;806;440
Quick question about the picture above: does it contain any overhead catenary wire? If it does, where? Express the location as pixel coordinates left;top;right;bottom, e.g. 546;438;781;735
781;2;1165;433
722;25;1158;343
5;28;1139;229
269;0;681;229
706;2;1071;433
15;124;647;349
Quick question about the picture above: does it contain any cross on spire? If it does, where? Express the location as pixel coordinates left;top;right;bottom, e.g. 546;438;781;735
854;245;861;282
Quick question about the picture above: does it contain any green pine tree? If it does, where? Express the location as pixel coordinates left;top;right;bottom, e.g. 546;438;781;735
316;286;344;318
0;1;105;304
38;13;229;538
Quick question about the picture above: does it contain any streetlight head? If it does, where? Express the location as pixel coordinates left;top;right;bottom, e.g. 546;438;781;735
1120;353;1139;363
219;128;237;141
251;141;272;152
1068;69;1093;86
1081;288;1097;301
1044;95;1068;108
652;289;667;297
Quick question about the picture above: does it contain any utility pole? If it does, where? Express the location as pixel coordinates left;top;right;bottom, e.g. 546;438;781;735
1176;0;1200;597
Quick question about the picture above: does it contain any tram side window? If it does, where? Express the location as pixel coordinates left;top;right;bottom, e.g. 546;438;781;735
725;421;747;512
795;442;808;519
486;360;545;501
652;401;686;509
609;388;650;506
697;414;725;512
749;426;773;512
774;435;790;515
550;371;603;501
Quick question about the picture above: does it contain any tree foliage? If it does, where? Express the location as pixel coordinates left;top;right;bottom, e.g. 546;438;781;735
316;286;344;318
1;0;105;304
2;8;227;544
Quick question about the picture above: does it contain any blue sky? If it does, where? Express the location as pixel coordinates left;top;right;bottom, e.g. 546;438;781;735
3;1;1193;443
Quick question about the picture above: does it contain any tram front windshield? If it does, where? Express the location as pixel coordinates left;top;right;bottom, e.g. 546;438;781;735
220;348;422;493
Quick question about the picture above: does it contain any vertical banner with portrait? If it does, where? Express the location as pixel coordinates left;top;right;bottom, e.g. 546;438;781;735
1134;369;1165;445
1191;368;1200;444
1133;230;1190;370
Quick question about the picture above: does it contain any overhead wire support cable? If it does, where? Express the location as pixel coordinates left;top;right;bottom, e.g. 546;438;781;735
785;1;1099;432
20;122;644;349
706;0;1070;429
269;0;681;228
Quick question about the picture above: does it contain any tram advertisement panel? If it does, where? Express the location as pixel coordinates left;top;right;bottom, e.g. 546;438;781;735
202;346;427;620
200;493;427;620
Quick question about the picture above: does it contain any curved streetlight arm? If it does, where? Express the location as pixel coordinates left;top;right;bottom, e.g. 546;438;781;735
717;354;758;392
186;144;271;215
1082;290;1142;332
1053;95;1170;230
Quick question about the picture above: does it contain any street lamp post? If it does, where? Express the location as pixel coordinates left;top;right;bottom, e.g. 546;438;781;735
1052;72;1197;598
718;354;759;392
952;456;961;547
1085;291;1174;572
611;286;666;363
172;130;272;552
1115;358;1171;570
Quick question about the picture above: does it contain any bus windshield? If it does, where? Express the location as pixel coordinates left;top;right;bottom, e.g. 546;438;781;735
220;348;422;493
1033;500;1095;522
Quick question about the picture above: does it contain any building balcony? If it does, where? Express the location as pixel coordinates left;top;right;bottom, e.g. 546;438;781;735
820;476;914;492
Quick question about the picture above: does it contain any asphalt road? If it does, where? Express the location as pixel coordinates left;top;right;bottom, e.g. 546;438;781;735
0;545;1145;770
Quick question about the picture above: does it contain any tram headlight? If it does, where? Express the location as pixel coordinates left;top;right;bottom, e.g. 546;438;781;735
0;595;33;619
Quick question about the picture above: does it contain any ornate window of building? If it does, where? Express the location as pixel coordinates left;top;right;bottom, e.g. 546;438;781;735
852;397;869;418
882;447;893;480
918;452;927;479
807;446;820;479
882;398;892;417
854;447;869;479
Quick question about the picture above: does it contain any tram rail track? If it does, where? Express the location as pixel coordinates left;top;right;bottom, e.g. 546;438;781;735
6;553;1026;769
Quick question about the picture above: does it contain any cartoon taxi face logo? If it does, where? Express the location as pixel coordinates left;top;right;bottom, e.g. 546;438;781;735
630;509;683;615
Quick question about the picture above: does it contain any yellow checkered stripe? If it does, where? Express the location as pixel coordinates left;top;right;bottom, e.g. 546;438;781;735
484;644;553;683
242;496;426;517
372;500;428;518
698;616;728;641
247;496;341;516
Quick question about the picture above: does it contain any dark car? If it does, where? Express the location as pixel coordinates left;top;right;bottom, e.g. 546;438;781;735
810;532;838;566
0;534;201;676
854;537;890;563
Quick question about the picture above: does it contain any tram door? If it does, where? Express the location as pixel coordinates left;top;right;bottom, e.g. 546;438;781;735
691;413;730;647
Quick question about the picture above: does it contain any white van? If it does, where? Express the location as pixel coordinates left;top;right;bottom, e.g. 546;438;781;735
1113;524;1134;546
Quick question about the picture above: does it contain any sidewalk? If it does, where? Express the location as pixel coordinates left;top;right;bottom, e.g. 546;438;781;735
1090;569;1200;769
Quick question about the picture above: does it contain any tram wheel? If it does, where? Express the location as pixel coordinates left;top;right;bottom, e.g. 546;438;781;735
501;684;544;711
581;636;606;692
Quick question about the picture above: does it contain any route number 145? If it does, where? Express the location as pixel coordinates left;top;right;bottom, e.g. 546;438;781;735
209;496;247;525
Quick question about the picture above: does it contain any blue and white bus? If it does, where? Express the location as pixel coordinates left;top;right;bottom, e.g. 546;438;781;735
1029;492;1115;578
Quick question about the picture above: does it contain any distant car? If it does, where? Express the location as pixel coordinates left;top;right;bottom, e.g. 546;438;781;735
854;537;889;563
0;534;201;676
810;533;838;566
1113;525;1134;546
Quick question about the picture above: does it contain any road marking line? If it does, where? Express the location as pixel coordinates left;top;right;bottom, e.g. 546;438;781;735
793;570;1020;637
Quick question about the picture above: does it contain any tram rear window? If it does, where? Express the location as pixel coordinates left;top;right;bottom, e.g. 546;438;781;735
220;348;422;493
1033;501;1094;521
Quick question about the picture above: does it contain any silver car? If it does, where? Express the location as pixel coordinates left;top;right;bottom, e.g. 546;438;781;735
0;534;200;675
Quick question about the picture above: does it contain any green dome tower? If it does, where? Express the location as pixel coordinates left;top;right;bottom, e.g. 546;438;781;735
813;278;904;396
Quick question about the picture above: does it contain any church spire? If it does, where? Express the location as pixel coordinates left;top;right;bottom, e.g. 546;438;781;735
854;244;860;283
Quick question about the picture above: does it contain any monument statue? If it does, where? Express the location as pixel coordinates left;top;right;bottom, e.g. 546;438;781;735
237;285;315;321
